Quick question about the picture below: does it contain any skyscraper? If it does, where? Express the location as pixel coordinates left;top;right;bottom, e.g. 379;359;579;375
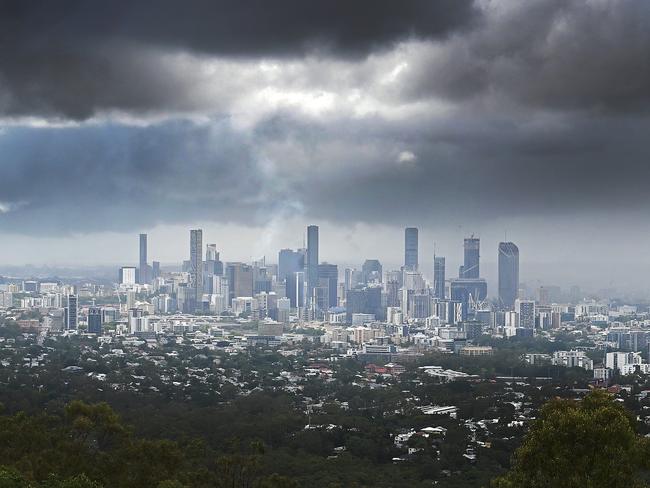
361;259;382;284
344;267;357;296
498;242;519;309
404;227;418;270
450;236;486;319
306;225;319;303
516;299;535;328
88;307;102;334
278;248;305;281
119;266;136;285
65;294;78;330
346;286;384;322
190;229;203;306
286;271;305;308
138;233;148;284
434;256;446;299
204;243;223;283
226;262;254;301
462;236;480;278
152;261;160;280
318;263;338;308
206;243;217;261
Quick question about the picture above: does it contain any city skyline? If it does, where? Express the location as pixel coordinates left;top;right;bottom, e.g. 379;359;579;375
0;220;646;295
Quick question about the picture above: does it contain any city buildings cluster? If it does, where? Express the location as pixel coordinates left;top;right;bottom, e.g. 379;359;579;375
3;225;650;381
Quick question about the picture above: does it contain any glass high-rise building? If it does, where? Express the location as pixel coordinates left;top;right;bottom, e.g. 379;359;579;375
318;263;338;308
361;259;382;284
152;261;160;280
286;271;305;308
204;243;223;283
65;294;78;330
279;248;305;281
88;307;102;334
190;229;203;306
227;262;254;301
206;243;218;261
462;237;480;278
306;225;319;302
346;286;384;322
404;227;418;270
498;242;519;309
433;256;446;299
139;233;148;284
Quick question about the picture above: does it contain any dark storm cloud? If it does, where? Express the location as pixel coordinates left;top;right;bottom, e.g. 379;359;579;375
406;0;650;112
1;0;650;239
252;110;650;224
2;108;650;235
2;0;648;118
0;0;477;118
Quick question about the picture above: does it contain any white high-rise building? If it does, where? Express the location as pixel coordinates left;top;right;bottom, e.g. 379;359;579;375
515;299;535;328
119;266;136;286
605;352;650;374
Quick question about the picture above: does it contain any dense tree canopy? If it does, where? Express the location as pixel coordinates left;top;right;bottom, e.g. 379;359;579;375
493;389;650;488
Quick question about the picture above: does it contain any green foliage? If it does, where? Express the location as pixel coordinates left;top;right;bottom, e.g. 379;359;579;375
0;468;102;488
0;467;30;488
492;389;650;488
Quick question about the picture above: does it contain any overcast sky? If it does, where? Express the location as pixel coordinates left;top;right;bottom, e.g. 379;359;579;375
1;0;650;292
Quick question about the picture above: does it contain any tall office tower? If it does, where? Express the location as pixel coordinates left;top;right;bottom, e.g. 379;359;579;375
119;266;136;285
385;269;403;288
226;262;254;301
138;233;148;284
516;299;535;328
403;269;425;291
462;236;480;278
278;248;305;281
498;242;519;309
318;263;338;308
253;265;273;294
206;243;218;261
404;227;419;270
384;279;400;307
65;294;78;330
345;286;384;322
306;225;319;302
361;259;382;284
88;307;102;334
152;261;161;280
204;244;223;290
344;267;355;296
286;271;306;308
433;256;446;299
189;229;203;306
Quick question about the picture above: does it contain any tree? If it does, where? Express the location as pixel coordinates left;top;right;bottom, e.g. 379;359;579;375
492;389;650;488
0;467;30;488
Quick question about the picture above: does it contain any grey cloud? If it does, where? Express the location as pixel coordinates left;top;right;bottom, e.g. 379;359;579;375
1;109;650;236
405;0;650;113
2;0;650;240
0;0;477;119
0;119;278;233
252;110;650;225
